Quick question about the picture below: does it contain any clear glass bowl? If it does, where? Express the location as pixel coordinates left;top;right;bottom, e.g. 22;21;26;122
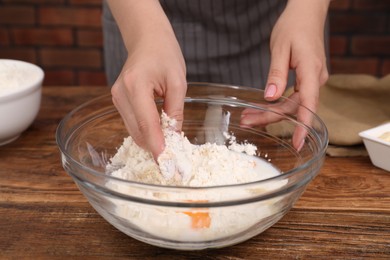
56;83;328;250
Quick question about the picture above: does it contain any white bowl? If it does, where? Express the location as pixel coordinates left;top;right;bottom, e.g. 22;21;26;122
359;122;390;172
0;59;44;145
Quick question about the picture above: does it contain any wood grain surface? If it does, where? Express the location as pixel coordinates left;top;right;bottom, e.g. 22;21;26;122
0;86;389;259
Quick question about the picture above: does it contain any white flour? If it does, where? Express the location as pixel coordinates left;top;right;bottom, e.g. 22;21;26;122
106;112;285;242
0;61;40;96
108;112;260;186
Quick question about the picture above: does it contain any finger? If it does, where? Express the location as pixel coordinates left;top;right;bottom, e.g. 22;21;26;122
265;45;290;100
113;71;186;160
292;68;321;151
111;88;137;136
111;84;144;146
127;81;165;160
320;61;329;86
240;93;300;127
163;76;187;131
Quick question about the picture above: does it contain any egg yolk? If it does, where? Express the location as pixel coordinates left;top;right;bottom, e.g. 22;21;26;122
183;211;211;229
182;200;211;229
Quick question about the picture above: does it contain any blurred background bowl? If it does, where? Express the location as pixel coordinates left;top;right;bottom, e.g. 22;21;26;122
359;122;390;172
56;83;328;250
0;59;44;145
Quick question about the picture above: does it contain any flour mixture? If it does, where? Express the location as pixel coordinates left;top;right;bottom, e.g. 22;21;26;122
106;112;285;241
108;112;265;186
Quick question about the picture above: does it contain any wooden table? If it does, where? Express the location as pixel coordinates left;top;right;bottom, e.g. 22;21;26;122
1;86;389;259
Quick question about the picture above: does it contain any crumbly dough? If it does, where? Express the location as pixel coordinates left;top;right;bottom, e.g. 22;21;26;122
107;112;260;187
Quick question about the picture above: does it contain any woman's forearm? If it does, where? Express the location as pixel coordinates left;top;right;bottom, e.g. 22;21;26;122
107;0;175;51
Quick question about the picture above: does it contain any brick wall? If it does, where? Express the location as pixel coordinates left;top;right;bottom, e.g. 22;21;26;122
0;0;389;86
0;0;106;86
329;0;390;76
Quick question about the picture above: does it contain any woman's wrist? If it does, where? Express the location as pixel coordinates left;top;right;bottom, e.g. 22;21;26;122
286;0;330;20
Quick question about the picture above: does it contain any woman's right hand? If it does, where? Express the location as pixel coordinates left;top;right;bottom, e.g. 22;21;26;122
108;0;187;160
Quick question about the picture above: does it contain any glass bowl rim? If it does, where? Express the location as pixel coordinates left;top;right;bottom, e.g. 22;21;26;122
56;82;328;191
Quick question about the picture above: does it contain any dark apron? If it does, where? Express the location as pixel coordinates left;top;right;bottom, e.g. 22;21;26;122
102;0;300;89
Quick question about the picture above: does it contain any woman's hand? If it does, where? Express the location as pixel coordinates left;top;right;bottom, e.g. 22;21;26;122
108;0;187;159
241;0;330;150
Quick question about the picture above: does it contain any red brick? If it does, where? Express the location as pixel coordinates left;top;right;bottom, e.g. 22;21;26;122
2;0;65;4
12;28;73;46
330;58;379;75
0;28;10;46
329;0;351;10
351;36;390;55
39;7;102;28
0;6;35;25
78;71;107;86
388;19;390;33
43;69;75;86
329;36;348;55
0;48;37;63
329;13;386;33
40;48;102;68
381;60;390;76
353;0;390;10
76;29;103;47
69;0;102;6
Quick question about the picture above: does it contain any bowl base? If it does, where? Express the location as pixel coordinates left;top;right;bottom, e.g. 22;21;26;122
0;134;21;146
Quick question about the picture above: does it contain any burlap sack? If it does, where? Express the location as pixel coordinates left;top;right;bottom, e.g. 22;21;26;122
283;74;390;156
319;74;390;146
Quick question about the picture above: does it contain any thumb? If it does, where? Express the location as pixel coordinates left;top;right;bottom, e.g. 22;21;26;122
265;47;290;101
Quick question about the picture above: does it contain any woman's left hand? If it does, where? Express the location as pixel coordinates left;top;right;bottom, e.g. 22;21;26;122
241;0;331;150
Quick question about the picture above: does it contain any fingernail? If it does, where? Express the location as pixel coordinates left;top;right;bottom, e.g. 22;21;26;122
297;139;305;152
265;84;277;98
240;115;250;125
153;143;165;161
